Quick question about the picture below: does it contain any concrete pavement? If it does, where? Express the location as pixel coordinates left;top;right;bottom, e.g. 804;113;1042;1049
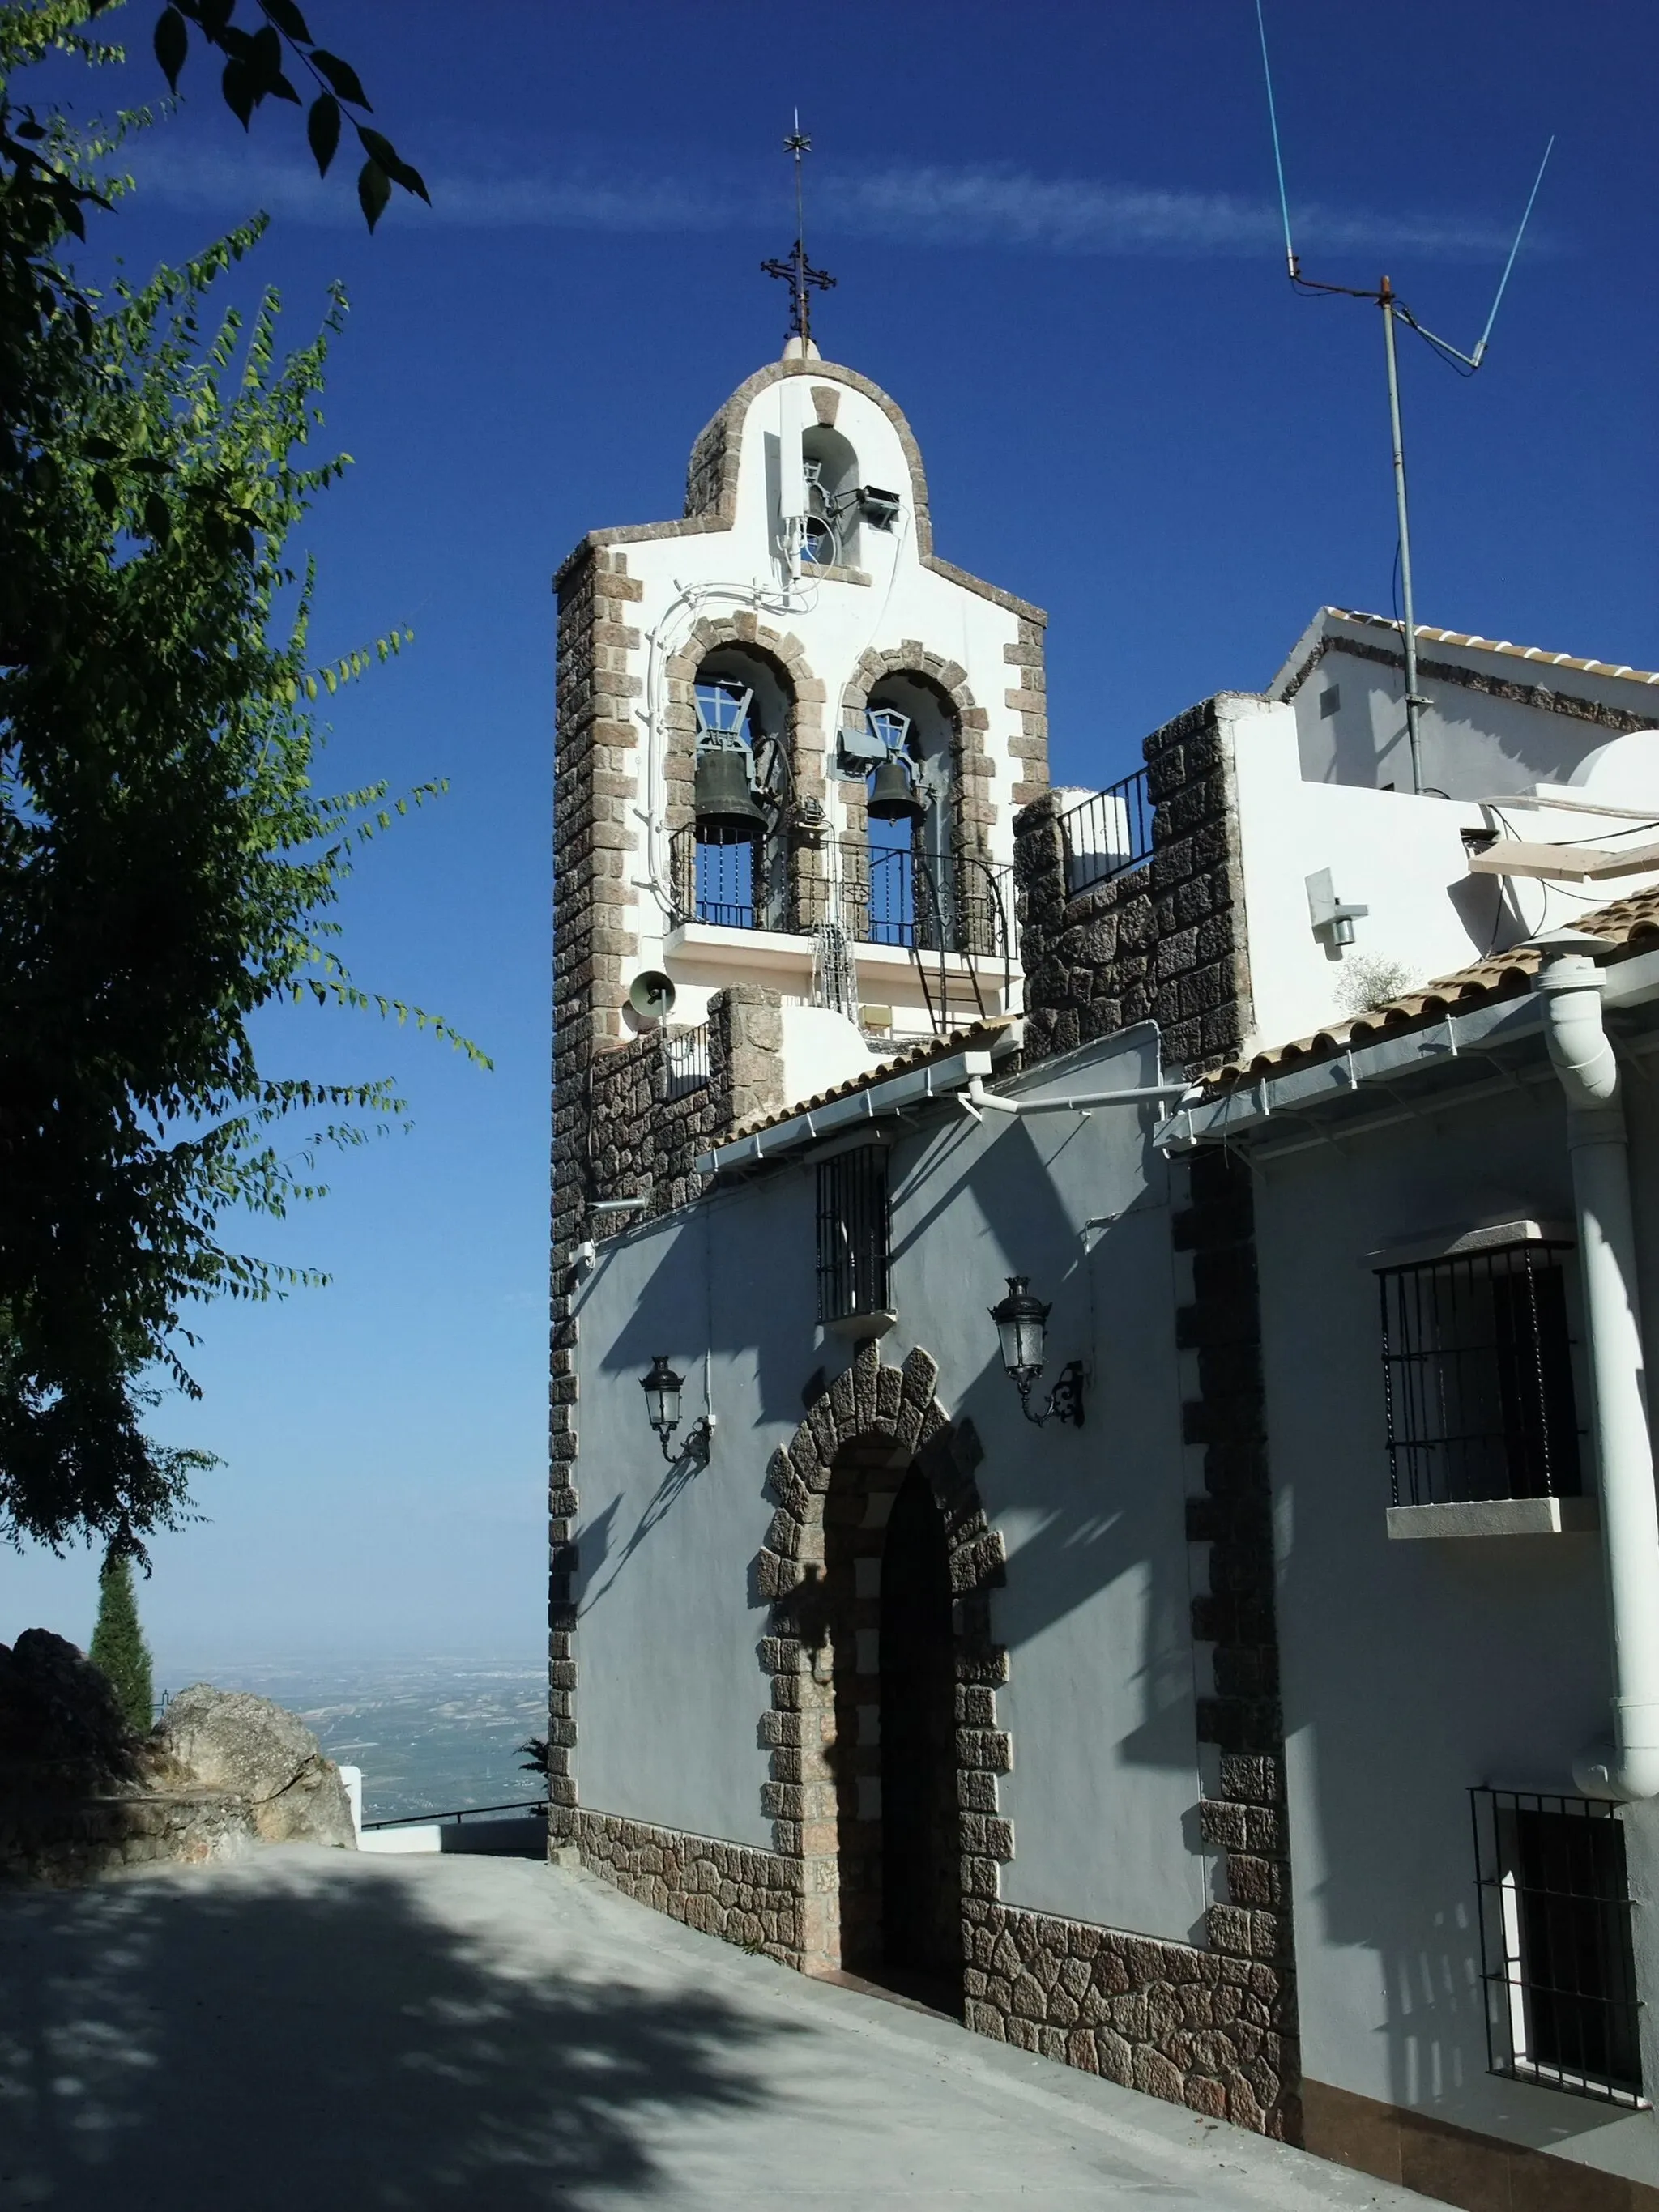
0;1846;1427;2210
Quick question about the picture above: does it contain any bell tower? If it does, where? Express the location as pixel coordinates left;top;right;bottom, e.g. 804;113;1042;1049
552;352;1048;1101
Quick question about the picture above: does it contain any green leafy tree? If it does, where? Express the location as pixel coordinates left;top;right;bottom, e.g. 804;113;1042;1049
0;3;481;1559
139;0;428;231
88;1541;155;1731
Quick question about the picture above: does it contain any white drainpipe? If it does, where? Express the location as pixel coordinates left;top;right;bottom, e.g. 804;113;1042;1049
1532;930;1659;1801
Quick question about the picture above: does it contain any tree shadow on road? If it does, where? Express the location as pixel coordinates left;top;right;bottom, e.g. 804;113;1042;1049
0;1855;790;2211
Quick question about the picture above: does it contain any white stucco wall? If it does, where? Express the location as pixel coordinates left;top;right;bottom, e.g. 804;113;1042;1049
569;1025;1208;1945
1281;616;1659;802
1230;698;1659;1061
1254;1073;1659;2184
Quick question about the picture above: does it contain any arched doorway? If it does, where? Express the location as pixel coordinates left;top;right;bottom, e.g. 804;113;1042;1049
819;1446;964;2012
879;1467;962;2005
755;1340;1013;1991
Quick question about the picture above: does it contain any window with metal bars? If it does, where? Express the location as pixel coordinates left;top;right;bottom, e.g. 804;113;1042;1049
1472;1788;1643;2105
816;1147;889;1323
1377;1242;1581;1506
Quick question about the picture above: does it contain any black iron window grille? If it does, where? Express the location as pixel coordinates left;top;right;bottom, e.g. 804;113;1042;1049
1378;1242;1581;1507
1472;1788;1643;2106
816;1146;889;1323
1057;769;1152;897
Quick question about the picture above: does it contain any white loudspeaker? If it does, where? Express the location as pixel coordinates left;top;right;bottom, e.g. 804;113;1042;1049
627;970;676;1025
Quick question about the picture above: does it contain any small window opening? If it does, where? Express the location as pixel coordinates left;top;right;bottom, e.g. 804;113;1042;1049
1320;684;1341;718
1378;1242;1581;1506
802;424;860;568
1473;1788;1643;2106
816;1147;890;1323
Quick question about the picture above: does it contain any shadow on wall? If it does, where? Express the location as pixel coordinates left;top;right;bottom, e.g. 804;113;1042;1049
927;1111;1199;1777
581;1092;1199;1771
0;1858;783;2211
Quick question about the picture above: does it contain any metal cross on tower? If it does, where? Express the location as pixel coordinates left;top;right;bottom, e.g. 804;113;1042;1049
761;117;835;350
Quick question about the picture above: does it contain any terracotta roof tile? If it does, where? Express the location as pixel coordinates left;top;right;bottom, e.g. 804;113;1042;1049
1205;886;1659;1090
1326;607;1659;690
724;1017;1018;1142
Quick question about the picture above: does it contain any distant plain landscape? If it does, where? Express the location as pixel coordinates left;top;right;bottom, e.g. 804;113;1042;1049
151;1656;547;1824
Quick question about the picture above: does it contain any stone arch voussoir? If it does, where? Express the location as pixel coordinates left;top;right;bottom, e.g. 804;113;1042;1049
753;1337;1013;1974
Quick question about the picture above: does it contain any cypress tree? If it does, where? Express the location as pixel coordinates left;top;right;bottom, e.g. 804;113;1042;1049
88;1549;155;1735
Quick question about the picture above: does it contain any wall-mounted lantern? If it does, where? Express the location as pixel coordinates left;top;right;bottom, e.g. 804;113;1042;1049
987;1277;1085;1428
640;1354;714;1466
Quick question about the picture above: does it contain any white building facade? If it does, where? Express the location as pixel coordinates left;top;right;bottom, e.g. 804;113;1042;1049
550;344;1659;2210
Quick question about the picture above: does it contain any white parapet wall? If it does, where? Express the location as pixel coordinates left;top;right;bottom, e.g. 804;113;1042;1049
358;1822;444;1856
1228;698;1659;1060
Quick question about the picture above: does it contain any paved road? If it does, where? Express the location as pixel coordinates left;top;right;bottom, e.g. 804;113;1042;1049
0;1847;1423;2210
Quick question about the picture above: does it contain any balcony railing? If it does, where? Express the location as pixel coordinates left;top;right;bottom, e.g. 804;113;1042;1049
1057;769;1150;897
670;828;1011;961
669;827;1013;1034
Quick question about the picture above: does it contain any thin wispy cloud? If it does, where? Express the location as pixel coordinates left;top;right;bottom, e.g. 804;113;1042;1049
126;143;1543;264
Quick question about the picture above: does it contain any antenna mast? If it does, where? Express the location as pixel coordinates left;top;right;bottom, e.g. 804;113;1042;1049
1254;0;1552;796
761;115;836;352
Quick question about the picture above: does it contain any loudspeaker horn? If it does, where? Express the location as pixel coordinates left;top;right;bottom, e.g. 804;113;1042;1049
627;970;676;1025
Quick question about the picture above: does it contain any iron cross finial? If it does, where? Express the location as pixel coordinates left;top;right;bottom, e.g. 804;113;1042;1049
761;117;835;348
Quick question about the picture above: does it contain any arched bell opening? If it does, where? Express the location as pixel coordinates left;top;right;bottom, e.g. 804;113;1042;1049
688;644;796;930
861;673;958;954
801;422;861;569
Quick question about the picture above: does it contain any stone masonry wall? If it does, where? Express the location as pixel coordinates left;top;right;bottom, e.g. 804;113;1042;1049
548;543;646;1821
1017;695;1256;1074
560;1809;805;1955
962;1902;1294;2132
584;986;786;1236
1176;1143;1301;2141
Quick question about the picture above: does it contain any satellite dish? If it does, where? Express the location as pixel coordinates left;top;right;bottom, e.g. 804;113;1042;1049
628;970;676;1025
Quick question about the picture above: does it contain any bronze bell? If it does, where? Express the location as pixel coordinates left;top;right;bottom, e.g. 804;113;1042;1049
867;754;926;825
693;745;768;842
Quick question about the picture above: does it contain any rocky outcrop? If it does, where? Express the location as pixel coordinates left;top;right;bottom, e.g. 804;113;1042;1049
0;1635;355;1882
0;1628;134;1784
155;1686;356;1848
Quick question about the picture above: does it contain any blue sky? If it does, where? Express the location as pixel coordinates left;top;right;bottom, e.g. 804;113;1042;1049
5;0;1654;1669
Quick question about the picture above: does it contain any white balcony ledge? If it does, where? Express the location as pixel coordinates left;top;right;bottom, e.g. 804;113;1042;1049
665;918;1008;978
823;1308;898;1342
1385;1498;1600;1541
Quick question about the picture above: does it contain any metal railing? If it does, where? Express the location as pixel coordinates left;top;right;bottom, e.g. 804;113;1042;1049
794;841;1010;962
670;828;1010;958
669;829;1013;1036
361;1797;548;1832
663;1024;710;1097
1057;769;1151;897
